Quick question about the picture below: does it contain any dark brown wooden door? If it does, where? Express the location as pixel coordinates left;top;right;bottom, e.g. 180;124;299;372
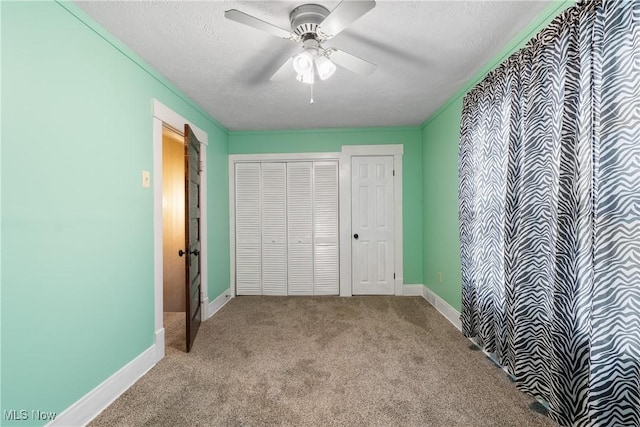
183;124;202;352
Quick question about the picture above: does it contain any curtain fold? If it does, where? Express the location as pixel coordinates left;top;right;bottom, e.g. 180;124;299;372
459;1;640;425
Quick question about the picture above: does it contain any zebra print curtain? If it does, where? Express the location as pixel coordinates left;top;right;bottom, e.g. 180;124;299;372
459;1;640;425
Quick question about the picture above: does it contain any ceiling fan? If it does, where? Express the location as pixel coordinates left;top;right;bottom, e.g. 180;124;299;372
225;1;377;86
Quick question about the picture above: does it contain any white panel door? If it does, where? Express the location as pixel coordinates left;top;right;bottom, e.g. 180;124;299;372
313;161;339;295
235;163;261;295
287;162;313;295
261;163;287;295
352;156;394;295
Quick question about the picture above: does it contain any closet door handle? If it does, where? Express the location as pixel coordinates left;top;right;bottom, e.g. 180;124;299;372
353;233;359;239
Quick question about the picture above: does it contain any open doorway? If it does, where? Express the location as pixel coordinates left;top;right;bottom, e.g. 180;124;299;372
152;99;209;361
162;125;186;353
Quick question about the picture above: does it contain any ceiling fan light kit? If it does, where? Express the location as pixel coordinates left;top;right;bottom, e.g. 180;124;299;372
315;55;337;80
225;1;377;102
292;49;314;75
292;39;336;84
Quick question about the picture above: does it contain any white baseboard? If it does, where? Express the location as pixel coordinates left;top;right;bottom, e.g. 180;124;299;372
404;284;462;331
402;284;425;296
206;288;232;319
48;344;157;427
201;296;209;321
155;327;165;363
49;291;231;427
394;278;404;296
422;285;462;331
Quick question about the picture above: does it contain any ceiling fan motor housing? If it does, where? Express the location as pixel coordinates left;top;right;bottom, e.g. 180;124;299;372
290;4;330;39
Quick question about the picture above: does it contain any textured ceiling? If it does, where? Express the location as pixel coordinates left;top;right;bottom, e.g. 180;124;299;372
75;1;551;131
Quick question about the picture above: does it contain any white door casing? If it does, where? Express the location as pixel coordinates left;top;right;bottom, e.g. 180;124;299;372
351;156;395;295
152;99;209;362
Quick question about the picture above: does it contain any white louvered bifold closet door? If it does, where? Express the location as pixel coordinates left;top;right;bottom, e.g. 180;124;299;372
260;163;288;295
313;162;339;295
287;162;313;295
235;163;261;295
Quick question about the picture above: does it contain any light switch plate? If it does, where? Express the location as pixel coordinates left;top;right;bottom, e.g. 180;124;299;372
142;170;151;188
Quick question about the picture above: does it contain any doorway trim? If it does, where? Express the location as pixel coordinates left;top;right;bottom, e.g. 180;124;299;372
152;99;208;362
340;145;403;297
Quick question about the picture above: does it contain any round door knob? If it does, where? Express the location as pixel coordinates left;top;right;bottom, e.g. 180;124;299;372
178;249;186;257
353;234;359;239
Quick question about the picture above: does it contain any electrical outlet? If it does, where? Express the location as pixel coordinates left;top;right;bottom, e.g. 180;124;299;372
438;272;442;283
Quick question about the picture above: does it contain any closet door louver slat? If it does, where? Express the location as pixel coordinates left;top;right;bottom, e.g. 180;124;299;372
234;160;339;296
313;162;339;295
235;163;261;295
261;163;288;296
287;162;314;295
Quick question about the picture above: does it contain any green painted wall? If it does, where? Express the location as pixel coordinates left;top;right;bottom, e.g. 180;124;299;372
421;100;464;310
1;0;578;422
420;0;575;311
1;2;229;424
229;128;423;285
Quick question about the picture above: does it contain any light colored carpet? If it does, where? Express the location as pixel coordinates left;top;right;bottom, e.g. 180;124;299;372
90;296;557;426
163;311;186;354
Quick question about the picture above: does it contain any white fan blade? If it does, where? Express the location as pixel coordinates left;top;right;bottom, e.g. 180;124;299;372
225;9;294;40
330;49;376;76
270;57;295;81
318;1;375;39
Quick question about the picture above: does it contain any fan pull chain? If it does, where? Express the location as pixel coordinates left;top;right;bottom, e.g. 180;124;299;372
310;82;314;105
